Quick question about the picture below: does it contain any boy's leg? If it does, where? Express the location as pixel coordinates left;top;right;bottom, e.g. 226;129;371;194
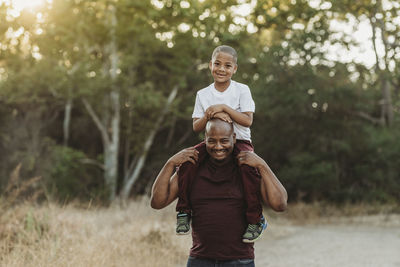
176;142;206;234
235;140;266;243
176;141;206;213
235;141;263;224
176;162;193;215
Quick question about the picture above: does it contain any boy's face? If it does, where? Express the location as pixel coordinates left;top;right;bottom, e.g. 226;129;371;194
209;52;237;85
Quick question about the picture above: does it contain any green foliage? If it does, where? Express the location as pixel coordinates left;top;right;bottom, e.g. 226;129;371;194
46;146;105;201
0;0;399;204
279;152;337;201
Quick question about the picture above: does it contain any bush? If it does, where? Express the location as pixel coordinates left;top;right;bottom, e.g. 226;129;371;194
46;146;105;202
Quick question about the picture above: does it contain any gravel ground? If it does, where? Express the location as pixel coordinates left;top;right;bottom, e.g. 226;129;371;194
255;215;400;267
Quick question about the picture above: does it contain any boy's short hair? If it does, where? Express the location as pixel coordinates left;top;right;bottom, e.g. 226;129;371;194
211;45;238;64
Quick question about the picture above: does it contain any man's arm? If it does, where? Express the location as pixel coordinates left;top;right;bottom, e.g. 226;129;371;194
205;104;253;127
237;151;287;212
150;147;199;209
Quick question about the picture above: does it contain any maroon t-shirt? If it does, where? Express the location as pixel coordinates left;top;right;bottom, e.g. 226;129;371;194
189;156;254;260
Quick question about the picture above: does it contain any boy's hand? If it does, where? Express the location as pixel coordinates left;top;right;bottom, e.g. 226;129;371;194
168;147;199;166
205;104;225;119
213;112;232;123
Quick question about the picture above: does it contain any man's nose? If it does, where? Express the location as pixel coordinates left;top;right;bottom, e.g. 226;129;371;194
215;142;223;149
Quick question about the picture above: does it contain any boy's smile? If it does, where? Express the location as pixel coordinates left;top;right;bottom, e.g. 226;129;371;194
209;52;237;91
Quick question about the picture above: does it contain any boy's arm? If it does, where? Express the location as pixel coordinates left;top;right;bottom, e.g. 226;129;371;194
206;104;253;127
237;151;287;212
193;116;207;132
193;112;233;132
150;147;199;209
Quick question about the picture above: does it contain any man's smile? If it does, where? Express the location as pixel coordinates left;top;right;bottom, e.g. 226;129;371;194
211;149;228;156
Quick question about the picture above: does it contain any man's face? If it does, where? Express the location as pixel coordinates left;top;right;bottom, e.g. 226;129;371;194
209;52;237;85
205;121;236;164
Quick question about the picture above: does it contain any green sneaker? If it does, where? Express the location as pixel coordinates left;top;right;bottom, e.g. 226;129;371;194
176;212;191;235
242;215;267;243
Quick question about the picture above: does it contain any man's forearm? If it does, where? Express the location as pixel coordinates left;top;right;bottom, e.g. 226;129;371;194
151;147;198;209
258;163;288;212
150;160;176;209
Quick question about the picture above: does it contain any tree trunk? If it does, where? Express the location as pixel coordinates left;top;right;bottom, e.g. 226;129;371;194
81;2;120;202
381;78;393;126
63;95;72;146
123;98;133;179
370;2;394;126
165;114;176;148
120;86;178;200
104;3;120;201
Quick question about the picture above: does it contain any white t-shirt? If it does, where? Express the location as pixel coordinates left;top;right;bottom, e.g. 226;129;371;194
192;80;255;141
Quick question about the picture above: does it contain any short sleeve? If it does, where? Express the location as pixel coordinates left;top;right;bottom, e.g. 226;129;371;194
239;86;255;113
192;92;205;118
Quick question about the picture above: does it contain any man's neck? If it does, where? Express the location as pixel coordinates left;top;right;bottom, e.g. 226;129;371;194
209;155;234;167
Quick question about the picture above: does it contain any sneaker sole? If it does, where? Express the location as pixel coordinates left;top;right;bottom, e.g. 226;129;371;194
242;231;264;243
176;231;190;235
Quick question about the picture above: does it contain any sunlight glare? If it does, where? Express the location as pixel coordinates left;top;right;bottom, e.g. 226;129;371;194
3;0;50;13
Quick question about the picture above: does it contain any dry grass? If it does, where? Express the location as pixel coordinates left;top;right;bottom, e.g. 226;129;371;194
0;199;191;267
2;165;398;266
1;199;399;267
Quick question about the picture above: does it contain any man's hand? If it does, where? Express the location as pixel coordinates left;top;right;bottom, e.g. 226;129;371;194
205;104;226;120
151;146;199;209
236;151;265;169
237;151;288;211
212;111;232;123
168;147;199;166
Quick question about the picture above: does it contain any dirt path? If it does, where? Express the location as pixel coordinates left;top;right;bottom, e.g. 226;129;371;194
255;218;400;267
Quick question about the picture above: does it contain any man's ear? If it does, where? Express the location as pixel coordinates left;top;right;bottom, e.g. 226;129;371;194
233;64;238;74
233;133;236;144
209;60;213;70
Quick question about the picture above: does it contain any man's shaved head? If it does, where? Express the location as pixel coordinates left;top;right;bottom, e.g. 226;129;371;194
205;118;234;136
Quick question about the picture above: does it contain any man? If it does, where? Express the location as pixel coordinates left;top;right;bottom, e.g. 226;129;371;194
151;118;287;267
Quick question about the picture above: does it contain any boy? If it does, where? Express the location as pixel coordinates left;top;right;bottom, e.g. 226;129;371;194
176;45;266;243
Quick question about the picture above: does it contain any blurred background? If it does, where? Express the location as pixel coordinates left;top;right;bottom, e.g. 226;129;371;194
0;0;399;205
1;1;400;266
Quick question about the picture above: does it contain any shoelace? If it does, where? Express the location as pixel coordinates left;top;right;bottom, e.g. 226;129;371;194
177;216;188;225
247;224;258;232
